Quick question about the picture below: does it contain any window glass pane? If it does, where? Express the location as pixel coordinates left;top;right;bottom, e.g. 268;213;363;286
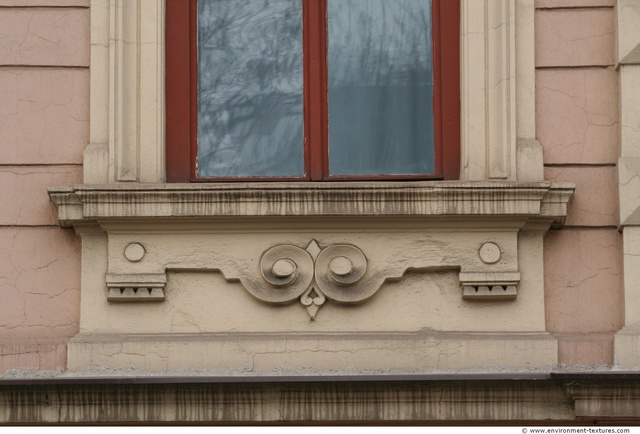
328;0;435;176
197;0;304;178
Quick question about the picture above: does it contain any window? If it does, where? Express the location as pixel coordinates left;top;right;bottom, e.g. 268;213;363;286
166;0;459;182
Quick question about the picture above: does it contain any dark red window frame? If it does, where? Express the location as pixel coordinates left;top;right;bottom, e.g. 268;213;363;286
166;0;460;182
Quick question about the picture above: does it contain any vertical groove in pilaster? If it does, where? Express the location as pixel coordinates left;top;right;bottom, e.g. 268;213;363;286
487;0;516;180
460;0;488;181
111;0;139;182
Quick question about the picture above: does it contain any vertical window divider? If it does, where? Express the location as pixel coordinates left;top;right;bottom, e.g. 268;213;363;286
189;0;198;181
303;0;328;181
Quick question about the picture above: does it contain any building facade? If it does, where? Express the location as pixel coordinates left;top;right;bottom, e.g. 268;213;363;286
1;0;640;424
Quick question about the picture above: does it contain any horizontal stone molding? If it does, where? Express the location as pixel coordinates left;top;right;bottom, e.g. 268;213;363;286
0;378;573;423
4;375;640;423
65;331;558;373
49;181;574;227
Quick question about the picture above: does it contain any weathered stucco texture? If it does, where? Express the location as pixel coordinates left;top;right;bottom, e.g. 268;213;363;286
537;1;622;366
0;69;89;164
0;2;86;373
537;68;618;165
0;167;81;226
545;230;623;364
536;8;615;67
544;167;618;227
0;8;89;66
0;0;87;5
535;0;615;7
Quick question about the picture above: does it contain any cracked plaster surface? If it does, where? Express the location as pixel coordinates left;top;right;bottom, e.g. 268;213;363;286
0;0;87;5
0;344;66;373
535;8;615;67
544;166;618;227
0;228;80;341
536;68;618;164
0;8;89;66
64;331;556;373
556;333;615;365
0;68;88;164
0;166;82;226
535;0;614;7
544;229;623;335
93;269;542;337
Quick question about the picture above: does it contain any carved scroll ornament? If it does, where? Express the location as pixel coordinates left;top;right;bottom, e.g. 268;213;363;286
252;241;369;319
104;237;523;319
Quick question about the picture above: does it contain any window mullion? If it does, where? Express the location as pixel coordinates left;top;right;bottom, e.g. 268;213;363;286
303;0;328;181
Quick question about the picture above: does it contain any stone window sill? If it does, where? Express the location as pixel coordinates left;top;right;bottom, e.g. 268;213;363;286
49;181;573;227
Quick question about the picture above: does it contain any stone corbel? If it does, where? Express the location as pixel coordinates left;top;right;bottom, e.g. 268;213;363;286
106;273;166;302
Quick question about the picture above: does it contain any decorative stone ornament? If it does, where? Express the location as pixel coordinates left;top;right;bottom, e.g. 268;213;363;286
108;237;524;316
257;244;314;303
124;242;146;262
255;242;370;318
49;182;574;315
479;242;501;264
106;273;166;302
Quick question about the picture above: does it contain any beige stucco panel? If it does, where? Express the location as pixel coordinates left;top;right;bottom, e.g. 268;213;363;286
88;229;538;333
620;226;640;326
616;225;640;367
615;0;640;369
620;67;640;158
67;331;557;373
617;0;640;64
618;157;640;225
65;223;556;372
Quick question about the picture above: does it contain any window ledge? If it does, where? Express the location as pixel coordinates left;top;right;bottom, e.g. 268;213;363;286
48;181;573;228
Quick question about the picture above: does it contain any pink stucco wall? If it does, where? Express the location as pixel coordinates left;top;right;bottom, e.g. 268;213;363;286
536;0;623;365
0;0;625;372
0;1;87;372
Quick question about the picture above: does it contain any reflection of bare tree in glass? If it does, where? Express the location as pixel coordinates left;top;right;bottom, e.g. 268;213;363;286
328;0;434;175
198;0;304;178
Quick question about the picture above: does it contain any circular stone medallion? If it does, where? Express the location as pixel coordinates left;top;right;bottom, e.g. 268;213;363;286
124;242;146;262
479;242;501;264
